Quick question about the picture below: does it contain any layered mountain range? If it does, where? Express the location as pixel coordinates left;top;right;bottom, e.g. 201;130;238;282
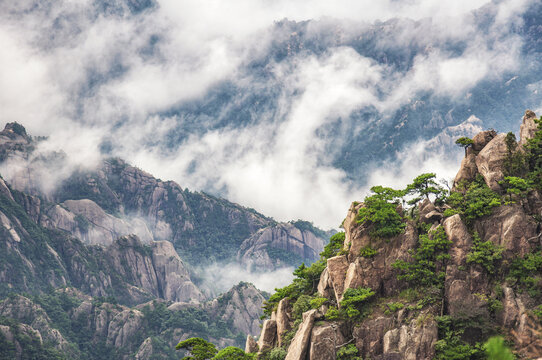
0;123;330;359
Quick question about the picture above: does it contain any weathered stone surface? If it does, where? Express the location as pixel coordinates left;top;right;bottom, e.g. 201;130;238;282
237;223;326;271
453;153;478;189
343;202;362;250
257;319;277;352
354;316;394;357
106;309;144;348
317;267;332;298
472;129;497;151
151;240;205;303
326;256;349;304
519;110;538;147
443;215;472;266
382;315;438;360
276;298;292;346
285;309;317;360
135;337;154;360
474;204;539;259
475;133;508;191
419;199;442;224
245;335;259;353
309;324;346;360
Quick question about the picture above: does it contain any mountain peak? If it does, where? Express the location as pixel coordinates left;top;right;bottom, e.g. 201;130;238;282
1;122;29;140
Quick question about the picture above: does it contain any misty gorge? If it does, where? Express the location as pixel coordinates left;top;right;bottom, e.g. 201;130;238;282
1;0;542;359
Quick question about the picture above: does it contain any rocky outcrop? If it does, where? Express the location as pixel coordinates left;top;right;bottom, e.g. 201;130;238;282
475;133;508;191
519;110;538;146
258;320;277;352
285;309;317;360
382;316;438;360
237;223;326;270
309;324;346;360
106;309;144;348
326;256;349;304
245;335;259;353
206;282;266;336
453;153;478;188
276;298;292;346
472;129;497;151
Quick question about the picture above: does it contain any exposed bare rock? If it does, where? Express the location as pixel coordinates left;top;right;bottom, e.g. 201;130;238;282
474;204;539;258
0;177;14;201
326;256;349;304
453;153;478;189
309;324;346;360
317;267;332;298
237;223;326;271
419;199;443;224
285;309;317;360
106;309;144;348
151;240;205;303
475;133;508;191
245;335;259;353
257;319;277;352
443;215;472;266
354;316;395;357
341;223;417;298
519;110;538;147
43;199;154;245
206;282;265;336
135;337;154;360
382;315;438;360
343;202;361;250
472;130;497;151
276;298;292;346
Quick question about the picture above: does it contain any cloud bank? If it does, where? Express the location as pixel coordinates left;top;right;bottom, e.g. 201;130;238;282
0;0;538;229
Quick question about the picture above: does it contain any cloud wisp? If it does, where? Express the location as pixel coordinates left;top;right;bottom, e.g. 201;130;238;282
0;0;538;229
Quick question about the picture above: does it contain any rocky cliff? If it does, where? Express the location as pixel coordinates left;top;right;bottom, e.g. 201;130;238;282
250;110;542;360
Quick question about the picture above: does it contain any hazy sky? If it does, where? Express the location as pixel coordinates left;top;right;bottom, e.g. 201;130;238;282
0;0;538;228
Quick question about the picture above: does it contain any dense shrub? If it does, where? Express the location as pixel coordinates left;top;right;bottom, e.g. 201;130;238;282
357;186;405;238
466;232;503;274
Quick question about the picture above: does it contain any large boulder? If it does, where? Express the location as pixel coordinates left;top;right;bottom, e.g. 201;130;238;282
519;110;538;147
276;298;292;347
257;320;277;352
245;336;259;353
473;204;538;258
472;130;497;151
106;309;144;348
475;133;508;191
317;267;332;298
382;315;438;360
285;310;317;360
453;153;478;189
326;256;349;304
353;316;395;357
309;324;346;360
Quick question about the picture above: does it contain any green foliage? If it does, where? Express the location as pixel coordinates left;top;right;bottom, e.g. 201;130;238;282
383;302;404;316
434;316;485;360
393;226;451;288
324;307;341;321
533;305;542;322
357;186;406;238
466;232;503;274
455;137;474;149
266;347;287;360
262;260;326;317
405;173;445;205
483;336;515;360
503;132;527;178
176;337;218;360
214;346;253;360
336;344;360;360
508;251;542;296
320;232;345;259
340;287;375;319
524;117;542;189
445;176;501;223
309;297;328;309
359;245;377;258
499;176;529;202
292;295;312;320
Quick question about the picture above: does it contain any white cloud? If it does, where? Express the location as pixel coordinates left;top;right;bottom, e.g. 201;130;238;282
0;0;537;230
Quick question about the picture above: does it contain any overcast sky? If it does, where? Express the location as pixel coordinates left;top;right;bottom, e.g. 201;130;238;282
0;0;537;229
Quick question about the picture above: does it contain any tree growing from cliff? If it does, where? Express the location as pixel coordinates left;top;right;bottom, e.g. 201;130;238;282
405;173;446;205
524;117;542;188
176;338;218;360
455;137;474;156
357;186;405;238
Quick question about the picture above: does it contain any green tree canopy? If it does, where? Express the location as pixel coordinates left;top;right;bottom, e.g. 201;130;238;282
176;338;218;360
405;173;445;205
213;346;253;360
357;186;406;238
